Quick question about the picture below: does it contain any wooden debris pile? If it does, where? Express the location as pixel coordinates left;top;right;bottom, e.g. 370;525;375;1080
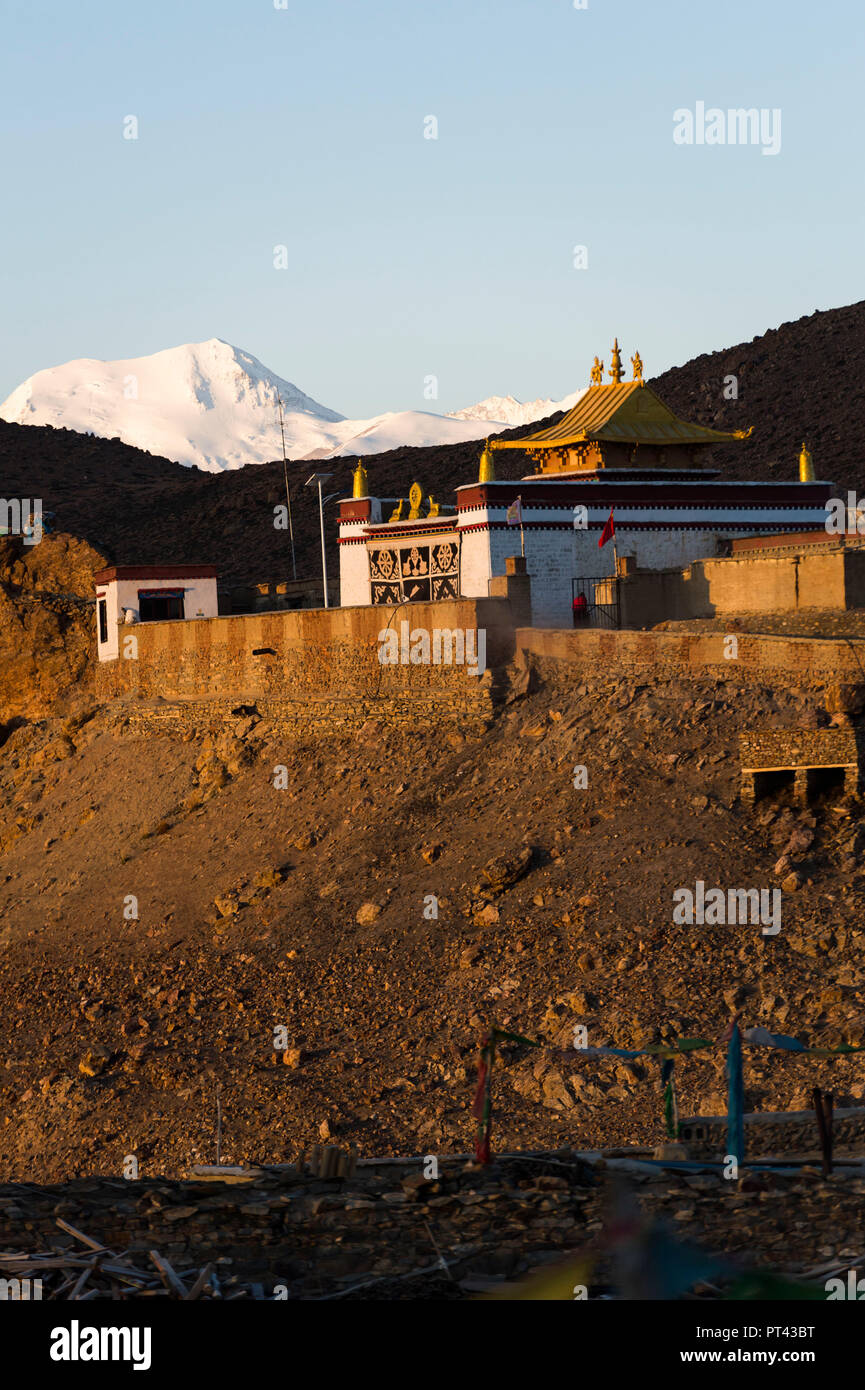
0;1218;267;1301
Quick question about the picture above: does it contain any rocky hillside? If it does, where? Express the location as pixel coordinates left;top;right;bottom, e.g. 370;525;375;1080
0;533;106;734
1;300;863;587
1;658;863;1180
652;299;865;485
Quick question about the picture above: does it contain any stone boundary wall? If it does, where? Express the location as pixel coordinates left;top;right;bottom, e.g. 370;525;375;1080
95;599;516;729
740;727;861;771
618;549;865;629
679;1108;865;1160
0;1156;596;1294
517;627;865;685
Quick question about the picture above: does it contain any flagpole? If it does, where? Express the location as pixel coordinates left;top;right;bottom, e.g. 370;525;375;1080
507;494;525;557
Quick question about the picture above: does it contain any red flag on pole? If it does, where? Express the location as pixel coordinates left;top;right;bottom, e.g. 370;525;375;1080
598;506;615;549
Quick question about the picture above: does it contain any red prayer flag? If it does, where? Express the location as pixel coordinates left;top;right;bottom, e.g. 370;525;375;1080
598;506;615;549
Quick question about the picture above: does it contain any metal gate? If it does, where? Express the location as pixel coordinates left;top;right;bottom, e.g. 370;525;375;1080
571;576;620;629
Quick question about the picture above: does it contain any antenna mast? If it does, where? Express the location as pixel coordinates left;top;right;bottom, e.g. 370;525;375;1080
277;392;297;581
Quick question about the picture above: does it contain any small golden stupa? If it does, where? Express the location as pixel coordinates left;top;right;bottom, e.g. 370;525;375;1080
799;442;815;483
479;439;495;483
352;458;369;498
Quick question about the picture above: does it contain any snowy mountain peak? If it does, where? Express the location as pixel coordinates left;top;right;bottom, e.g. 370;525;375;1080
0;340;347;471
182;340;345;423
449;390;583;428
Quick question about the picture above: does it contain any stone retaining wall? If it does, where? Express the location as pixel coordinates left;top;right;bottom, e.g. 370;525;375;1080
95;598;516;732
517;627;865;684
110;691;496;740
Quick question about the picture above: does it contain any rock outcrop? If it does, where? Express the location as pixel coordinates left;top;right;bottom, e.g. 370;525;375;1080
0;533;105;731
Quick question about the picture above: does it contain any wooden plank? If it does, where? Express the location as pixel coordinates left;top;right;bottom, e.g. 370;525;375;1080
70;1257;100;1300
149;1250;188;1298
55;1219;112;1254
742;763;857;774
183;1264;215;1301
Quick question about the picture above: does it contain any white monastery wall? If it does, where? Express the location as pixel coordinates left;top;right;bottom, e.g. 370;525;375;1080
337;484;832;629
458;527;491;599
338;526;372;607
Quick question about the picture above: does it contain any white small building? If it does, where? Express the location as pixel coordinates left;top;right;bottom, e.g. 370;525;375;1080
94;565;218;661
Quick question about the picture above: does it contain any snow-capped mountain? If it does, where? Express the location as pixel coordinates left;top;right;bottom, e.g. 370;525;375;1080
448;391;581;427
0;340;573;471
0;340;351;472
306;410;507;461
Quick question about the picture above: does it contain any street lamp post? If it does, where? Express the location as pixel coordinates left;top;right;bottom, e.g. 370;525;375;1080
305;472;333;608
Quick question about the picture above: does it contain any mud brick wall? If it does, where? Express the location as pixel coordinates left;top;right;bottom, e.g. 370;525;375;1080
618;549;865;628
95;599;515;725
692;550;850;615
740;727;860;771
517;628;865;685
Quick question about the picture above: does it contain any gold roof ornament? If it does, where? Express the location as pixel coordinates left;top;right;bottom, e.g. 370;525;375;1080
352;457;369;499
408;481;424;519
608;338;624;384
479;439;495;483
631;350;644;384
590;356;604;386
427;495;441;517
388;498;407;522
799;441;815;483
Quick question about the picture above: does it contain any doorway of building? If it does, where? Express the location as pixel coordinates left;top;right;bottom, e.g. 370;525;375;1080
137;590;185;622
572;576;620;629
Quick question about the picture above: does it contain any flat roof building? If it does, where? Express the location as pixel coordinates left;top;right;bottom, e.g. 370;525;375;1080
93;564;218;661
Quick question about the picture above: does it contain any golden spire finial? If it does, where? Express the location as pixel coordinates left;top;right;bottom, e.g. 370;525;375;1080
799;441;815;483
608;338;624;383
479;439;495;483
352;457;369;499
590;355;604;386
631;350;644;383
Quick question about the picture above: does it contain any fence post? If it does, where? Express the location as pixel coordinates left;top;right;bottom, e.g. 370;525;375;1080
726;1022;745;1170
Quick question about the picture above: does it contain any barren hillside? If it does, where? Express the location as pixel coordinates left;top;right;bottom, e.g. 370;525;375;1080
1;657;862;1180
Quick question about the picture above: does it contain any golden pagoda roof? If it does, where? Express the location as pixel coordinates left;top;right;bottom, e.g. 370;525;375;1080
490;381;752;451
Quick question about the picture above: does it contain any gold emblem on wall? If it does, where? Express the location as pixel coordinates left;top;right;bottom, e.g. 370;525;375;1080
401;545;429;578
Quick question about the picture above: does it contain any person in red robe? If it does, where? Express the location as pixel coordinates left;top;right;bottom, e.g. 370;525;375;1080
572;592;589;627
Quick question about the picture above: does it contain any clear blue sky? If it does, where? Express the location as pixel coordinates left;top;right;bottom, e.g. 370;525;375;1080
1;0;862;417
